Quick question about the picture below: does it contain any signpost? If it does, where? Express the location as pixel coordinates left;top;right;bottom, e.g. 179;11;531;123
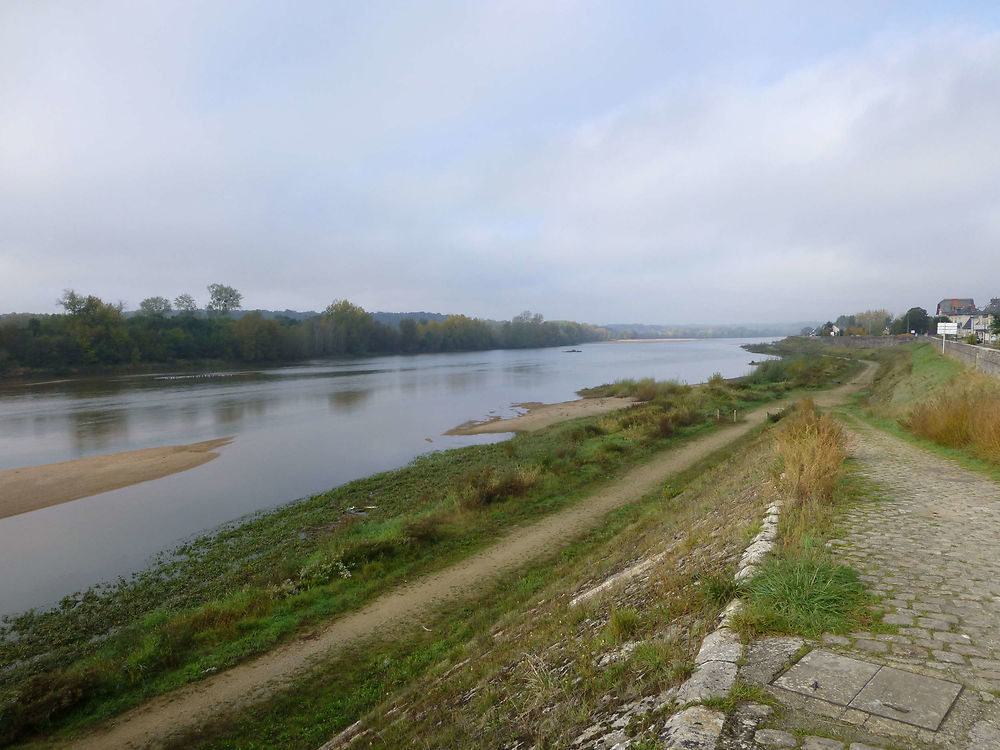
938;322;958;352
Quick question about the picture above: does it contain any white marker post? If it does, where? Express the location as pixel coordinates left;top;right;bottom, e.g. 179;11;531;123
937;321;958;352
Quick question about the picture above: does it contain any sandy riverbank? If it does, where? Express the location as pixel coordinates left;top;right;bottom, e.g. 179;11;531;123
0;437;233;520
446;396;635;435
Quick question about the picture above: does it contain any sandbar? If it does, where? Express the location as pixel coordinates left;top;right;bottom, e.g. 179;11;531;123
0;437;233;520
446;396;634;435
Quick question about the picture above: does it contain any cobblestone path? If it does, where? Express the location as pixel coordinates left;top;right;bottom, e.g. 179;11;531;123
833;421;1000;695
744;420;1000;749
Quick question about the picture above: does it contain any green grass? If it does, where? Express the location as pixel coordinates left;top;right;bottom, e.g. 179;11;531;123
155;418;783;750
1;352;858;746
1;366;838;746
829;341;1000;481
605;607;642;643
734;553;872;638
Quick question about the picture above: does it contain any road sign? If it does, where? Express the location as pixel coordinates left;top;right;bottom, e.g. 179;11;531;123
937;322;958;335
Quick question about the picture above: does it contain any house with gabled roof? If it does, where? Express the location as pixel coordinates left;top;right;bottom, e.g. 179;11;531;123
936;298;999;343
936;298;976;317
936;298;979;334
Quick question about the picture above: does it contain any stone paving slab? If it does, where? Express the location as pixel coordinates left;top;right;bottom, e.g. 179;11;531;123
774;648;962;731
774;650;880;706
850;664;962;730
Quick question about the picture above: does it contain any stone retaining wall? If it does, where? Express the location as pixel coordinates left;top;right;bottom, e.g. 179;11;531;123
817;334;1000;380
940;338;1000;379
819;335;914;349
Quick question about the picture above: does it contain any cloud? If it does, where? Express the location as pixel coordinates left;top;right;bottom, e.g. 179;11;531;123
1;3;999;323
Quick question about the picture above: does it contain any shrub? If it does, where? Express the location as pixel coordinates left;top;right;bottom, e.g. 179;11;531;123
905;378;1000;463
4;667;103;744
632;378;657;401
455;466;542;509
402;513;447;545
775;398;847;503
298;554;352;588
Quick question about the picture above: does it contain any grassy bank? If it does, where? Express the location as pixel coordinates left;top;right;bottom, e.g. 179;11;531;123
0;354;853;746
162;397;875;749
753;338;1000;474
732;398;879;641
832;340;1000;474
166;414;780;749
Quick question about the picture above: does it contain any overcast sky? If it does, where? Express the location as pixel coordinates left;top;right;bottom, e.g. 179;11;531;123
2;1;1000;324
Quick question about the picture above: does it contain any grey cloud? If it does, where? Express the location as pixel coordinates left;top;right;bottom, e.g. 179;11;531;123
2;4;999;323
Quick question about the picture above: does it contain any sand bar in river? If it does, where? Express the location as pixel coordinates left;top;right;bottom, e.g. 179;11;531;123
0;437;233;520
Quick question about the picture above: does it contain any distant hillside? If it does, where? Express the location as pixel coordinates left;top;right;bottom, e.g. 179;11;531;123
237;310;454;326
603;322;817;339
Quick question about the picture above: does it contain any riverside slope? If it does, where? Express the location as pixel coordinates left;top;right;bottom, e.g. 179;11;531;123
66;364;875;750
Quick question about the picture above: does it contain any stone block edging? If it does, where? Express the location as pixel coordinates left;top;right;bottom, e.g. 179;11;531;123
663;501;783;748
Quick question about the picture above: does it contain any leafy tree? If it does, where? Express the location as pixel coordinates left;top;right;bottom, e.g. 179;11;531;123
206;284;243;316
834;314;857;331
398;318;419;353
855;309;892;336
323;299;375;355
890;307;929;335
57;289;89;316
174;293;197;314
57;290;132;364
234;312;281;361
138;296;172;317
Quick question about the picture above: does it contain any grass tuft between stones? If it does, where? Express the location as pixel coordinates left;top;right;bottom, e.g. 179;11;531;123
733;554;872;638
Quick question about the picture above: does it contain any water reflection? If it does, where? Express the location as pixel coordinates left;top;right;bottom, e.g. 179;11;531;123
328;389;371;412
0;340;776;614
213;397;271;426
71;409;129;453
445;368;490;393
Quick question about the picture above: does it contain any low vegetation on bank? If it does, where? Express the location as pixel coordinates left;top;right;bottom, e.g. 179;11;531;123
734;398;875;640
171;416;782;749
753;337;1000;470
0;353;856;746
164;397;871;749
832;339;1000;470
904;372;1000;463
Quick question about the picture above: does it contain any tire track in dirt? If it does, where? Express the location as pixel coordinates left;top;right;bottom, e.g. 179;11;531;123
66;363;875;749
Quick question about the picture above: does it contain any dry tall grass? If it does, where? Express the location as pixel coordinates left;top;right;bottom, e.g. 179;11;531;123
775;397;848;504
905;375;1000;463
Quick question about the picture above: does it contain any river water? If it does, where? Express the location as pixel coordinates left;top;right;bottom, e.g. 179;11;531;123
0;339;771;616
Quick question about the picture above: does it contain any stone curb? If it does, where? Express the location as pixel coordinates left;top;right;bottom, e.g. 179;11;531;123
662;502;783;748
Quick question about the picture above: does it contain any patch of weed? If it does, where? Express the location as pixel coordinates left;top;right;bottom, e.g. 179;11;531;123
734;554;871;638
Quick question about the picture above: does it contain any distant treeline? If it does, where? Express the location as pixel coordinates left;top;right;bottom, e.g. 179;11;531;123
604;322;804;339
0;296;611;376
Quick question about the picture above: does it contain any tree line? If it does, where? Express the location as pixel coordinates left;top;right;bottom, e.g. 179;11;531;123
807;307;958;337
0;288;611;376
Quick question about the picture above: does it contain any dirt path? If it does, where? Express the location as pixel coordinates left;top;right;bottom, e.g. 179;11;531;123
66;365;874;750
0;438;233;520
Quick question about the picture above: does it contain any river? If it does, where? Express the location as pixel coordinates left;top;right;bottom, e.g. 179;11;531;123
0;338;772;616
